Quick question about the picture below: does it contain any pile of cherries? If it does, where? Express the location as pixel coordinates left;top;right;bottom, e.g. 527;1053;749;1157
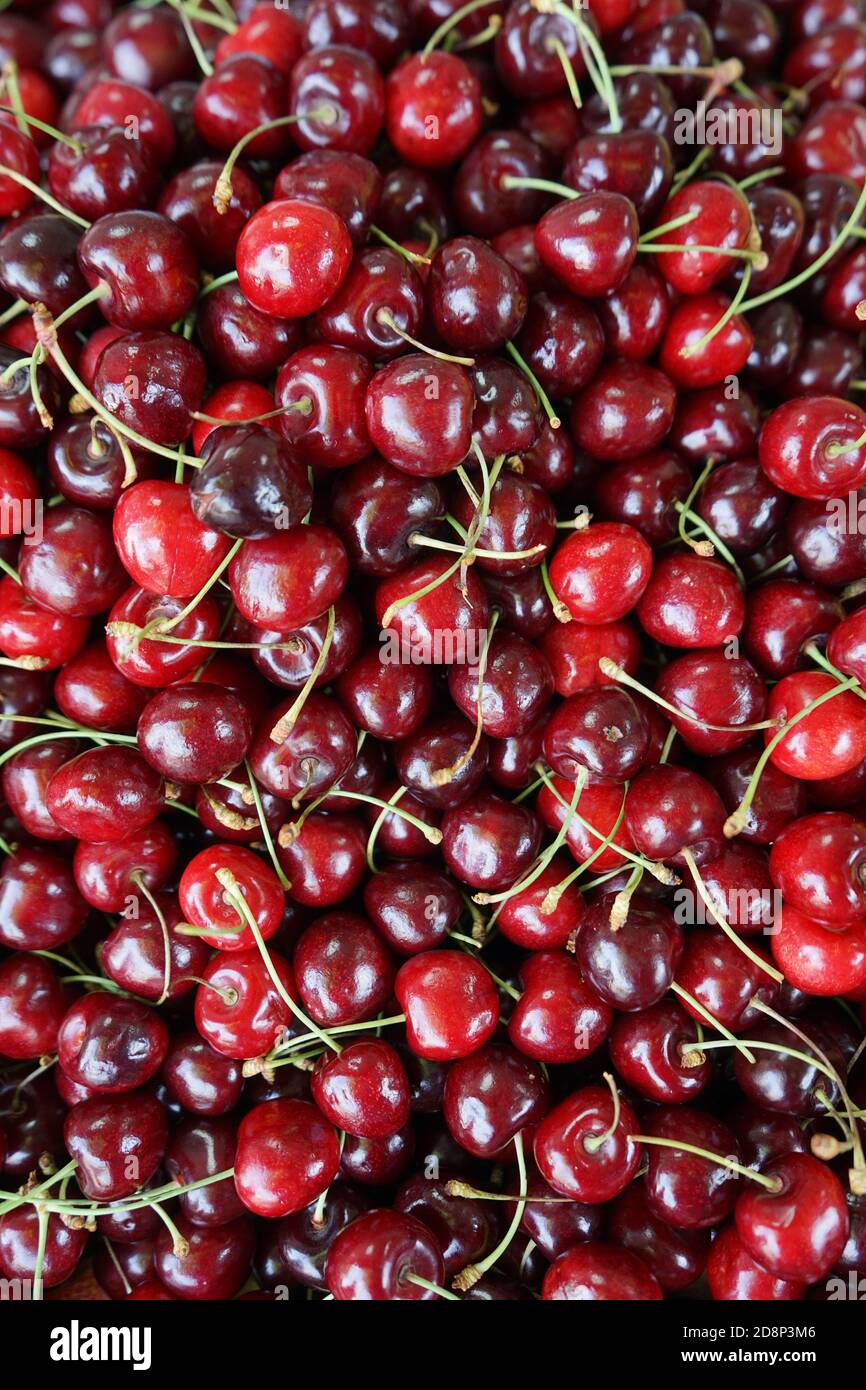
2;0;866;1306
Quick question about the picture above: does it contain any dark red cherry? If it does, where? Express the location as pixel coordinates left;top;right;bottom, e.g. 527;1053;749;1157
571;361;677;460
608;1183;710;1292
248;690;355;802
543;684;649;783
154;1217;255;1301
101;891;209;1003
164;1115;245;1228
78;210;198;331
47;417;150;513
508;951;612;1065
564;130;672;223
428;236;528;353
362;861;461;956
162;1036;243;1119
542;1242;662;1301
516;290;604;397
0;344;62;450
442;789;541;891
736;1152;849;1284
293;911;394;1027
311;247;424;360
609;997;710;1104
196;281;302;381
55;640;148;731
535;192;638;297
74;820;176;912
0;953;70;1060
534;1084;641;1204
235;1098;341;1219
47;744;165;843
0;1205;87;1290
94;333;206;446
637;552;746;648
366;355;473;477
449;631;552;739
443;1042;549;1159
311;1040;411;1138
327;1209;445;1301
593;449;690;545
0;213;88;319
64;1090;168;1202
19;505;126;618
577;895;684;1011
275;344;372;468
453;129;550;238
137;684;253;785
277;1182;370;1289
0;845;88;950
58;993;168;1093
643;1106;743;1230
274;149;382;247
495;0;585;99
47;124;159;223
288;44;385;156
157;160;261;273
3;738;81;841
707;1223;806;1301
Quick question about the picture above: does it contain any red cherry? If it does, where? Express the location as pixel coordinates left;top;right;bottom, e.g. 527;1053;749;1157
534;1083;640;1203
735;1151;849;1284
385;52;481;168
236;199;353;319
766;671;866;779
57;992;169;1093
180;845;284;951
395;951;499;1060
311;1040;411;1138
549;522;652;624
707;1223;806;1301
326;1209;445;1300
637;552;746;648
234;1098;341;1218
542;1243;662;1300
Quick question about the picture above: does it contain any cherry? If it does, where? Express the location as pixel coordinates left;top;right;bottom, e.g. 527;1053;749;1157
549;521;652;623
543;684;649;783
107;585;220;688
47;744;165;843
234;1098;340;1219
726;1099;808;1172
534;1081;640;1204
274;343;372;468
0;344;62;450
542;1242;662;1300
190;424;312;539
0;953;70;1060
444;1043;549;1159
508;950;612;1065
180;845;283;951
395;950;498;1061
0;1205;87;1291
327;1208;445;1300
3;737;82;840
708;1223;806;1301
637;551;746;648
610;997;710;1104
94;1238;157;1299
293;911;394;1027
337;645;432;743
273;1182;366;1291
311;1040;411;1139
453;129;551;239
765;671;866;780
94;332;207;447
449;631;552;739
47;417;147;513
515;290;604;401
495;0;585;99
772;903;866;997
137;684;253;786
19;504;126;617
577;895;684;1010
395;1170;495;1279
735;1151;849;1283
215;3;304;73
64;1090;168;1201
386;51;480;168
608;1183;710;1292
770;812;866;925
197;281;301;381
641;1106;745;1230
759;397;866;500
157;160;261;273
155;1216;255;1301
442;789;542;890
365;355;474;477
194;946;296;1060
236;198;353;320
249;691;356;802
77;211;198;331
192;54;289;159
160;1033;244;1117
277;811;367;907
732;1017;842;1117
571;360;677;461
101;894;209;1003
74;821;176;911
0;844;88;950
376;555;489;654
0;213;88;320
362;861;460;957
54;640;148;731
0;118;40;217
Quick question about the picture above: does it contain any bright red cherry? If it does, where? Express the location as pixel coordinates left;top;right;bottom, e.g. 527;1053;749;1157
234;1098;341;1219
235;199;353;319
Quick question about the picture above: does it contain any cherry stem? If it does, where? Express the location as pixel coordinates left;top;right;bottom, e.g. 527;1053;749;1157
681;847;783;983
670;980;756;1064
364;784;405;873
0;554;20;585
244;760;291;892
0;162;89;226
627;1134;782;1189
608;862;644;931
192;398;311;428
30;303;206;466
0;297;25;328
671;147;711;192
289;788;443;847
421;0;500;56
269;606;336;745
750;996;866;1184
213;109;336;214
598;658;769;734
550;35;582;110
543;1;621;132
433;609;500;786
536;764;679;885
539;558;572;624
741;172;866;312
31;1203;49;1301
500;173;576;201
452;1131;527;1291
541;790;627;921
583;1072;622;1153
152;1199;190;1257
804;642;866;707
0;1168;237;1220
217;868;342;1054
674;501;745;584
137;537;244;645
375;307;474;365
475;764;587;905
0;102;81;150
199;269;240;299
368;225;431;267
453;14;502;49
166;0;213;76
181;2;236;30
130;870;171;1007
404;1272;461;1300
724;676;860;838
505;339;561;429
267;1015;406;1065
826;426;866;460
